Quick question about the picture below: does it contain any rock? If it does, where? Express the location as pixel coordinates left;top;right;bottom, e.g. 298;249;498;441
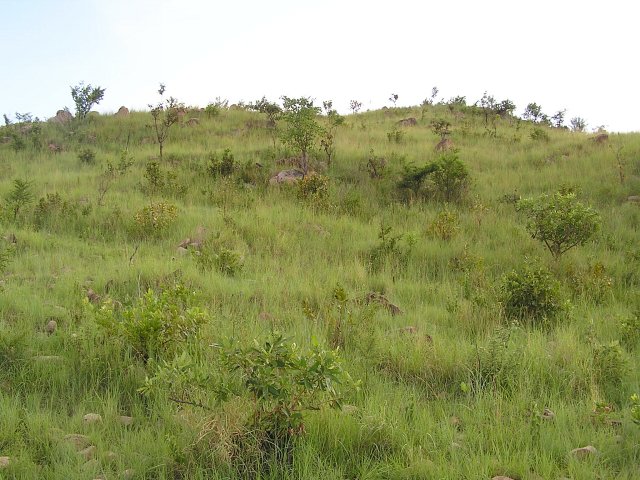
83;413;103;424
49;109;73;124
342;405;358;414
116;106;130;117
186;118;199;126
592;133;608;144
64;433;91;450
450;416;462;428
397;117;417;127
0;136;11;144
435;138;454;151
627;195;640;203
48;143;63;153
45;320;58;335
399;326;418;334
492;477;515;480
86;288;101;305
541;408;555;420
123;468;135;479
106;450;118;461
258;311;274;322
119;415;134;426
570;445;597;459
269;169;304;185
0;456;9;468
365;292;402;316
176;246;189;256
79;445;96;461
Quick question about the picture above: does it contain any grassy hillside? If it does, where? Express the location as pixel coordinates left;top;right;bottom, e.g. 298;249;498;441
0;99;639;479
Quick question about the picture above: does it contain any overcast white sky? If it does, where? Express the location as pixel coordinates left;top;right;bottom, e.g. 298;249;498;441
1;0;637;131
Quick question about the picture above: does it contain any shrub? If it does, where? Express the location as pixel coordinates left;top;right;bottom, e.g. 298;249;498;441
71;82;105;120
427;208;459;241
387;126;404;143
566;261;613;304
194;236;244;276
33;192;79;230
363;149;386;179
368;223;415;274
94;283;206;364
592;341;627;401
297;174;329;209
620;312;640;349
77;148;96;165
220;333;353;450
631;394;640;425
133;202;178;238
530;128;550;142
516;192;601;260
500;262;565;323
207;148;235;178
430;152;470;203
280;97;323;175
5;178;34;221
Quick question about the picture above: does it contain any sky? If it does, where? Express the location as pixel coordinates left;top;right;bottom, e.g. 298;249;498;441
0;0;638;132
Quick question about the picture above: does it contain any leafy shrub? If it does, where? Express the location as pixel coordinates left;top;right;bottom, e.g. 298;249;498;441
5;178;34;221
94;283;206;364
517;192;601;260
427;208;459;241
631;394;640;425
500;262;565;323
368;223;415;274
387;126;404;143
397;152;469;203
133;202;178;238
34;192;79;230
207;148;235;178
363;149;386;179
77;148;96;165
530;128;550;142
220;333;353;450
194;236;244;276
296;174;329;209
566;261;613;304
620;312;640;349
592;341;627;401
142;161;187;197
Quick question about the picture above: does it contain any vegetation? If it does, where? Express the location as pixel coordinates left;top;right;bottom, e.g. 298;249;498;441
0;89;638;479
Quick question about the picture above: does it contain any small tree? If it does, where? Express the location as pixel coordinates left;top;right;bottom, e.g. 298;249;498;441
551;109;566;128
523;103;543;123
570;117;587;132
349;100;362;114
389;93;399;107
517;192;601;260
70;82;105;120
320;100;344;166
280;96;323;175
148;84;183;161
249;96;282;149
5;178;34;220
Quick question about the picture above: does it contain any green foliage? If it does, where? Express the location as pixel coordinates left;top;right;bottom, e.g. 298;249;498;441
33;192;79;230
363;149;387;179
566;261;613;304
77;148;96;165
207;148;236;178
133;202;178;238
523;102;544;123
70;82;105;119
95;284;206;364
570;117;587;132
427;208;460;241
430;119;451;139
320;100;344;165
631;394;640;425
430;152;470;202
386;126;404;143
517;192;601;260
0;242;15;275
530;127;550;142
619;312;640;349
368;223;415;274
148;84;183;161
500;262;565;323
592;341;627;401
193;236;244;276
204;103;220;118
296;174;329;209
280;97;323;175
5;178;34;221
142;161;186;197
221;333;353;446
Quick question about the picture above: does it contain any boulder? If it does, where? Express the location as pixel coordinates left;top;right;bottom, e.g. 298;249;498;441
269;169;304;185
116;106;129;116
45;319;57;335
0;456;9;468
48;143;63;153
119;415;134;426
186;117;200;126
627;195;640;203
570;445;597;459
83;413;102;424
49;110;73;124
397;117;418;127
593;133;608;144
78;445;96;461
64;433;91;450
435;138;454;151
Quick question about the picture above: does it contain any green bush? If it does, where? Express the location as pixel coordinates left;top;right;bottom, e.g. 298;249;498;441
194;236;244;276
620;312;640;349
517;192;600;260
397;152;469;203
208;148;235;178
297;174;329;209
77;148;96;165
500;262;565;323
592;341;627;402
133;202;178;238
94;283;206;364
